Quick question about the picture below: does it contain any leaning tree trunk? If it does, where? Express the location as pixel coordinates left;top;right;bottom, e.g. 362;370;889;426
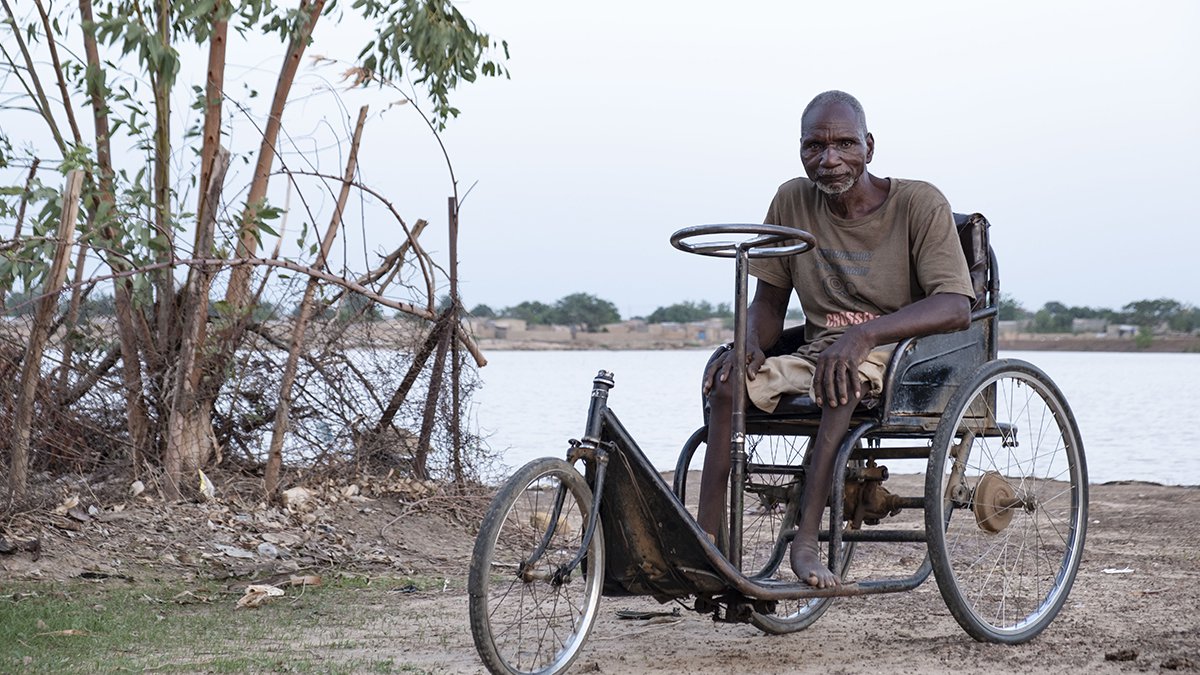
159;3;232;497
222;0;325;313
163;150;230;499
8;171;81;501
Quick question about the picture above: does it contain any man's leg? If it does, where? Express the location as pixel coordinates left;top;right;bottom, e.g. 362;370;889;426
697;377;733;539
789;388;863;588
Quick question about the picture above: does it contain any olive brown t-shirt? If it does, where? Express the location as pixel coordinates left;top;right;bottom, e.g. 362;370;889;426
750;177;975;357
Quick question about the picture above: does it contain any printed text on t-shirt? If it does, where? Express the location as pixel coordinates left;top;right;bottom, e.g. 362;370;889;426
825;311;878;328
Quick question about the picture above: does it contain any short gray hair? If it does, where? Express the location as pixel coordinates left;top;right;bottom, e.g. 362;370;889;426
802;90;868;134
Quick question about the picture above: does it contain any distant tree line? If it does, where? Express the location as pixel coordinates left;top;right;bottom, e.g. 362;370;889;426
999;296;1200;333
25;291;1193;336
467;293;620;332
467;295;802;332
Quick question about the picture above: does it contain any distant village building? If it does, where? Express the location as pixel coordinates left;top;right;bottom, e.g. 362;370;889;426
998;320;1031;338
1107;324;1138;338
1071;318;1108;335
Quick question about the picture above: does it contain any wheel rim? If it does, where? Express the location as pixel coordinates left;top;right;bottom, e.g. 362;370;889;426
742;433;808;578
480;467;603;674
931;364;1087;639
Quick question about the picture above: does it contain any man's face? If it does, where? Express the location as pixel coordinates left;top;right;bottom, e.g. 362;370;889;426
799;103;874;197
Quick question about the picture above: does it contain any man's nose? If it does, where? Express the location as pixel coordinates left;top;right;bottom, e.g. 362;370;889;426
819;147;841;167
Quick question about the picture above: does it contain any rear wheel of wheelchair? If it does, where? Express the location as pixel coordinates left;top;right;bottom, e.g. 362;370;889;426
925;359;1087;644
675;427;855;633
469;457;605;674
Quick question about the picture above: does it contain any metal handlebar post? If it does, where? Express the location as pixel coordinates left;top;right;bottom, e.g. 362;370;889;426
727;245;751;571
670;224;816;573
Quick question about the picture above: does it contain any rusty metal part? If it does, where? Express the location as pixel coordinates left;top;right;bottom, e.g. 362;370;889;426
844;480;907;528
973;471;1024;533
842;462;906;528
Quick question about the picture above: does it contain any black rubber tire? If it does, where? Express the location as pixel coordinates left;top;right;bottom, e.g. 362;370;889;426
925;359;1088;644
468;458;605;674
675;427;853;634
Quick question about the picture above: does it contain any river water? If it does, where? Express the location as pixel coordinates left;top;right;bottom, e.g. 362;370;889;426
470;349;1200;486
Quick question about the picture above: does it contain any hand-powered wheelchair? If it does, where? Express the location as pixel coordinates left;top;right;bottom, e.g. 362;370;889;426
468;215;1088;675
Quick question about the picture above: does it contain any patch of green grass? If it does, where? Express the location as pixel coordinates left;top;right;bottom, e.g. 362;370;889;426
0;578;423;673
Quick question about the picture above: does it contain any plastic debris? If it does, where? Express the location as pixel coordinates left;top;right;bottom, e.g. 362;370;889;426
236;584;285;609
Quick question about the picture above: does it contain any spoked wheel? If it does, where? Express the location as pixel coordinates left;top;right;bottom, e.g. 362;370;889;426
469;458;605;675
925;359;1087;644
675;427;854;633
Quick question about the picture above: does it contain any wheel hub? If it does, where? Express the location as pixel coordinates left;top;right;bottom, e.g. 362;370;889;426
972;472;1022;533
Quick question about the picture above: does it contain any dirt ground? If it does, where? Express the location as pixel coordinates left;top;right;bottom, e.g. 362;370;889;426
2;470;1199;674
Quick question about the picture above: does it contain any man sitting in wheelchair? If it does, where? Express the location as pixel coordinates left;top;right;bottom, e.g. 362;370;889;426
699;90;976;588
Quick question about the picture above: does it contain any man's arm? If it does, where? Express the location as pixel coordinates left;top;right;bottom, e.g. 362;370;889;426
703;279;791;395
813;293;971;407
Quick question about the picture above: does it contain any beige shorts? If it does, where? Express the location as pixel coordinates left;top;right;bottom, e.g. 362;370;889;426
746;345;895;413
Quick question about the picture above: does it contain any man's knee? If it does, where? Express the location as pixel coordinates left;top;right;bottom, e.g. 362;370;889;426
706;375;735;412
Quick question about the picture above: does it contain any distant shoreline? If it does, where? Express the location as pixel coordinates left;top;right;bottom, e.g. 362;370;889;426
999;334;1200;353
477;334;1200;353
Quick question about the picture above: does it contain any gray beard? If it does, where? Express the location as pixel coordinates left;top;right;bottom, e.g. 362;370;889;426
815;177;854;196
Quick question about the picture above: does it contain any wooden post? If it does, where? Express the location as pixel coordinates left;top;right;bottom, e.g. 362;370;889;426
448;197;464;485
162;148;230;499
415;320;451;480
8;170;83;501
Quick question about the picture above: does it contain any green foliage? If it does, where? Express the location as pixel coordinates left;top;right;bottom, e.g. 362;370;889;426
0;175;62;296
469;303;495;318
498;294;619;331
0;131;11;169
1168;307;1200;333
550;292;620;331
1135;325;1154;349
1023;297;1198;335
503;300;554;325
645;300;731;324
93;2;182;91
2;0;506;282
79;293;118;319
250;300;281;322
1031;307;1071;333
1122;298;1183;329
351;0;509;126
338;291;382;322
998;294;1030;321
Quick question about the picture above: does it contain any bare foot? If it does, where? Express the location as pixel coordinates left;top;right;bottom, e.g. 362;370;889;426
790;543;840;588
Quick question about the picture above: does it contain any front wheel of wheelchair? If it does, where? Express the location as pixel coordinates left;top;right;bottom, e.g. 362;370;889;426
675;427;854;634
925;359;1087;644
469;457;605;675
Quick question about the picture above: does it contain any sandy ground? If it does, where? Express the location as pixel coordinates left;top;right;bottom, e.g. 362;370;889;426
3;472;1199;674
404;473;1200;675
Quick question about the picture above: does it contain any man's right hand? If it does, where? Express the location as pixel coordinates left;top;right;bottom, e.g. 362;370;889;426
702;343;768;396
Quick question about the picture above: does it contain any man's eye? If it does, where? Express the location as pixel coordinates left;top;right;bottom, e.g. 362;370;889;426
839;140;855;148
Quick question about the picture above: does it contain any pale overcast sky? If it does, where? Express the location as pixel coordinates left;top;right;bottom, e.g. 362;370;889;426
380;0;1200;318
5;0;1199;320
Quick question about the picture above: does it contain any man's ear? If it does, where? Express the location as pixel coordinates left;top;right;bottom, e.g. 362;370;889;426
865;132;875;163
